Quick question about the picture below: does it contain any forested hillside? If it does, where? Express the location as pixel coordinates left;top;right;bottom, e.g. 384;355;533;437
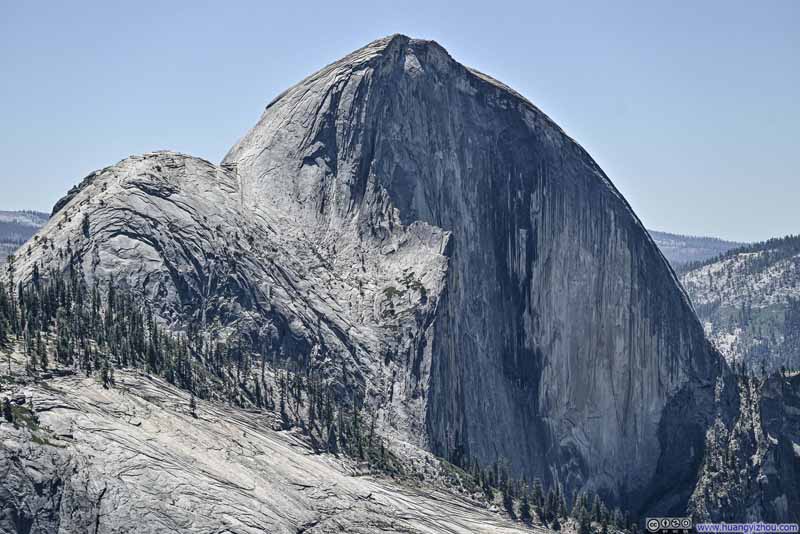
680;234;800;373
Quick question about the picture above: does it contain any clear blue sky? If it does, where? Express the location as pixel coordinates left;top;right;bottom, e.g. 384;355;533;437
1;1;797;242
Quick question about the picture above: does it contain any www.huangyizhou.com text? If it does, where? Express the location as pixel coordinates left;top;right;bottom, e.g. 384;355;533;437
696;523;800;533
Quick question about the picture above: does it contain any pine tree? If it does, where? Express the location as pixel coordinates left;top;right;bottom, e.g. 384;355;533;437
544;487;556;523
612;507;624;527
2;397;12;423
592;493;602;522
0;311;9;376
327;423;338;454
338;411;349;454
189;393;197;418
101;358;112;388
366;409;375;450
600;502;610;524
279;373;291;429
353;397;364;459
578;514;591;534
503;485;515;518
519;493;532;523
36;332;47;370
255;379;263;409
31;263;40;290
482;470;494;502
531;478;544;517
25;334;36;375
572;491;588;521
81;345;92;375
82;214;90;237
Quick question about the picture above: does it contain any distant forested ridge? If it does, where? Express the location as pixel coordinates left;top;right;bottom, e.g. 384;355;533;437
0;210;48;265
648;229;745;269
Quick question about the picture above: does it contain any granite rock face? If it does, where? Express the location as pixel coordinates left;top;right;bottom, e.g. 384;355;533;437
689;372;800;522
0;370;540;534
223;35;723;511
8;34;726;516
14;147;450;452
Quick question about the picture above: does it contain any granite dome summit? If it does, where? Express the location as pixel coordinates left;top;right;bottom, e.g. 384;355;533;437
223;33;724;511
7;34;732;521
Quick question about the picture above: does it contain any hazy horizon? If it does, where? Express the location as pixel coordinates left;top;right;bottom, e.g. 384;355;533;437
1;1;797;242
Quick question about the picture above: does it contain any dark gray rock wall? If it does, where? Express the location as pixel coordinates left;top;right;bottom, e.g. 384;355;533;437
223;34;724;512
0;429;98;533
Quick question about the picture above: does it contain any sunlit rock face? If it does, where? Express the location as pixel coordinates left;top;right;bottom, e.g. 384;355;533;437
11;34;726;515
0;371;539;534
223;34;724;512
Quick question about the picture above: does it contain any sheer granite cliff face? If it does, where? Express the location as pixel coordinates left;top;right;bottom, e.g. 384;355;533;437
9;35;725;516
222;35;723;512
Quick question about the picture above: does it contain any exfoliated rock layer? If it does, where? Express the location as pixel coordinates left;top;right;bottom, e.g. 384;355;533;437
0;368;540;534
9;34;726;515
